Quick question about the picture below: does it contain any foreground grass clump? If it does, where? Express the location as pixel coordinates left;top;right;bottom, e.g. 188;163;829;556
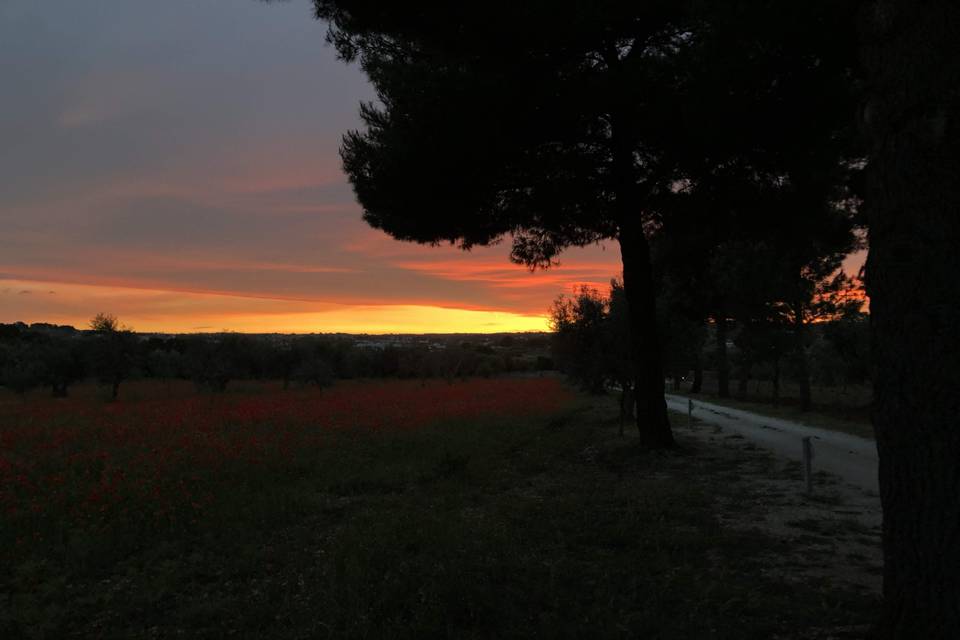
0;378;875;638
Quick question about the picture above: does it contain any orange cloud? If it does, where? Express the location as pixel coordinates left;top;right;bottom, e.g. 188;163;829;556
394;258;617;290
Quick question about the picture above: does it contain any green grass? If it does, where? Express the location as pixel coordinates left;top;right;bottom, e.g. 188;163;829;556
1;396;877;639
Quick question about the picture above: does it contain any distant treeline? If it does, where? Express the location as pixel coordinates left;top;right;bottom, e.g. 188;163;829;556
551;281;869;412
0;319;554;400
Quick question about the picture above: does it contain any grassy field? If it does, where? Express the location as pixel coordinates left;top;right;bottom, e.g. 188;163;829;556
1;378;878;638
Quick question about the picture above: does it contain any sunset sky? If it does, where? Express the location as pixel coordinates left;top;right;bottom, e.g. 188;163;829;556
0;0;862;334
0;0;627;333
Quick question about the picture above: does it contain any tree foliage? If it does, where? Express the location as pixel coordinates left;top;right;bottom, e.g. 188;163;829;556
312;0;861;447
88;313;137;401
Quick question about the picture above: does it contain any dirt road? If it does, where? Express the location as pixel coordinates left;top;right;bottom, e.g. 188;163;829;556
665;394;879;494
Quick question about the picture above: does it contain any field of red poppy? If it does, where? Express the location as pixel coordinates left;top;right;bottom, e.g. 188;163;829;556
0;376;877;639
0;377;574;560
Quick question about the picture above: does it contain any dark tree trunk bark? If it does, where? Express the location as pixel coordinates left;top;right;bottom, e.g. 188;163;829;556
619;388;626;437
794;306;812;412
771;359;781;405
691;357;703;394
619;220;674;448
715;312;730;398
619;383;634;437
608;100;673;449
864;2;960;636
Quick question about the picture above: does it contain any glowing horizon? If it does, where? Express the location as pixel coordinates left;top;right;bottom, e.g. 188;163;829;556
1;279;554;334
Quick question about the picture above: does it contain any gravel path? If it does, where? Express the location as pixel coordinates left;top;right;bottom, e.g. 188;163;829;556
665;394;879;494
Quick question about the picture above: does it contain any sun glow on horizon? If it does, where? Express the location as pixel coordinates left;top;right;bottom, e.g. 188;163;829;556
1;279;549;334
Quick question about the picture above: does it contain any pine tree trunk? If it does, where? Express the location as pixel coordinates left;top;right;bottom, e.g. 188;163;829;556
691;358;703;393
772;359;781;405
609;105;673;449
795;307;812;412
864;1;960;636
619;217;674;449
715;312;730;398
619;389;626;437
619;383;634;437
